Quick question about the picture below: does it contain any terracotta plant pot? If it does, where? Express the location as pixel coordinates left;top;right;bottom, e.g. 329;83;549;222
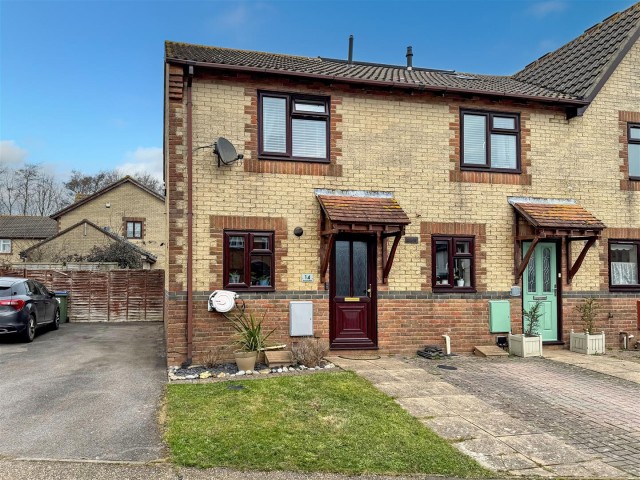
234;350;258;371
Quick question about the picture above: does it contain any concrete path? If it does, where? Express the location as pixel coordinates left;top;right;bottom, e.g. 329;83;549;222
0;323;167;462
0;459;488;480
545;349;640;384
329;355;632;478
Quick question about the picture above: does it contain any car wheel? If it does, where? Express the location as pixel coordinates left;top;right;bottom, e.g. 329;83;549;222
51;309;60;330
22;314;36;343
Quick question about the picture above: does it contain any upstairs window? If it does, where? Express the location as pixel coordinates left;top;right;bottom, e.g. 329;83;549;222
0;239;11;254
224;231;274;291
259;91;329;162
609;240;640;290
432;236;475;292
126;221;143;239
461;109;520;172
629;124;640;180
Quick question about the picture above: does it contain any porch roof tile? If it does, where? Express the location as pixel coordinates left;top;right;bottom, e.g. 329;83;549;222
513;202;606;230
317;195;410;226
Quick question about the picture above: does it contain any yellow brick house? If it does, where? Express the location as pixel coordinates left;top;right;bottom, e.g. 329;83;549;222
23;177;166;269
164;4;640;365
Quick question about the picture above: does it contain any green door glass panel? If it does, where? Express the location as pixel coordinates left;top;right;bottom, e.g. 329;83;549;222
523;242;558;342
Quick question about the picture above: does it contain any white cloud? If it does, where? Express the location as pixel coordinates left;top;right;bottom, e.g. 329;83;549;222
0;140;28;165
116;147;163;182
216;3;250;30
527;1;567;18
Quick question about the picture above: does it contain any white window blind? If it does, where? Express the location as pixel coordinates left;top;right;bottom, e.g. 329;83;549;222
292;119;326;158
0;239;10;253
493;116;515;129
491;134;517;169
463;114;486;165
294;101;325;113
630;144;640;177
262;97;287;153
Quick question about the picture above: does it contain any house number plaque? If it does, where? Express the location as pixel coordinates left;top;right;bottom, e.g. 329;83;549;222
301;274;314;282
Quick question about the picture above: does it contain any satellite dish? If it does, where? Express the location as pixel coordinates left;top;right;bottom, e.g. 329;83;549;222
214;137;244;167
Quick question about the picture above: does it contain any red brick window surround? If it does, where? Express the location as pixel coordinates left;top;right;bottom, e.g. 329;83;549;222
258;91;330;163
223;230;275;292
421;222;487;292
449;104;531;186
460;108;521;173
608;239;640;292
244;85;343;177
123;218;145;239
619;111;640;191
0;239;11;254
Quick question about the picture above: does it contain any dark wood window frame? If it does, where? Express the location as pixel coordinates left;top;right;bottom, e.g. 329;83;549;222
608;239;640;292
0;239;11;255
628;123;640;181
460;108;521;173
432;235;476;293
223;230;275;292
258;91;330;163
125;220;143;239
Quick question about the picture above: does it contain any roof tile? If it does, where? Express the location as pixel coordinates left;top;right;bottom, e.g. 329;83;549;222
317;196;410;226
0;216;58;239
514;203;605;230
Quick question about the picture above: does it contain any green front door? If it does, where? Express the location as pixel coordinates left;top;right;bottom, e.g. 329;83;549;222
523;241;558;342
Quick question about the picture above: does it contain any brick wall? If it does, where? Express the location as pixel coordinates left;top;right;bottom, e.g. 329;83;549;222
0;238;41;265
164;40;640;365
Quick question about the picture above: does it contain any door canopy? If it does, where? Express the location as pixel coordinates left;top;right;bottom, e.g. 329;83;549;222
508;197;606;284
316;191;411;283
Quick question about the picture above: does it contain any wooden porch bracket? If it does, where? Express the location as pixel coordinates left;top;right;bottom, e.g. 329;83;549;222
567;236;598;284
515;236;540;280
382;230;403;284
320;233;335;283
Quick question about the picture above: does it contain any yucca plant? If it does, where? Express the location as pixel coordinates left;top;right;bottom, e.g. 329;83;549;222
230;311;274;352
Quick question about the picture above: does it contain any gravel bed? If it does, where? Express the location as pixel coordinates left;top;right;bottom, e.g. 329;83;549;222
168;360;336;382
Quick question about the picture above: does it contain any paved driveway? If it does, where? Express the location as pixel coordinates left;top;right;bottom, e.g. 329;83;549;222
332;354;640;478
0;322;166;461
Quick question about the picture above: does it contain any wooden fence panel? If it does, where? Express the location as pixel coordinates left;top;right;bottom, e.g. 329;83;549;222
0;268;164;322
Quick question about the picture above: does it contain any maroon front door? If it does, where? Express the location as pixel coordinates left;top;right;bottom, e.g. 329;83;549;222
330;236;377;349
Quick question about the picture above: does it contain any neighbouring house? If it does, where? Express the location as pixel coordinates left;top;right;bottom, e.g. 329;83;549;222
46;176;166;269
21;219;157;269
0;216;58;265
163;4;640;365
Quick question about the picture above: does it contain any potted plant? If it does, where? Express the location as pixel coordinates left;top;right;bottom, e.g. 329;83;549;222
455;266;465;287
570;298;605;355
230;311;274;371
509;301;543;357
229;270;241;283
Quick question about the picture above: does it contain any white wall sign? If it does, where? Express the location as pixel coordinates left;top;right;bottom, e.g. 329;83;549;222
301;274;314;282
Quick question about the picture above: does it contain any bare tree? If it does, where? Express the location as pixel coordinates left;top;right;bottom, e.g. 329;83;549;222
64;169;163;196
0;164;70;216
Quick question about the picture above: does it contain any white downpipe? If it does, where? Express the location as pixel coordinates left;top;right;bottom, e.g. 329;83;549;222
441;334;451;355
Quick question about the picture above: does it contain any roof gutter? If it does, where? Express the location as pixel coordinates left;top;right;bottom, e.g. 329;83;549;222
185;64;194;368
165;57;589;107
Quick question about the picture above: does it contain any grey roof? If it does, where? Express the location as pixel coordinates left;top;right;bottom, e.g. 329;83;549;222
514;3;640;100
0;216;58;239
165;42;584;104
166;3;640;106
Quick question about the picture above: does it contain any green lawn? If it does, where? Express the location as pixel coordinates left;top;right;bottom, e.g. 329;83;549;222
165;372;490;476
